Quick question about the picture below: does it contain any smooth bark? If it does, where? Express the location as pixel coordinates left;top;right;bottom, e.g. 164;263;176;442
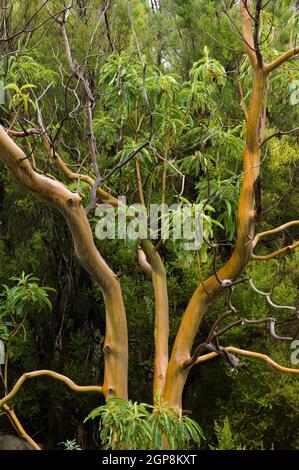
0;126;128;399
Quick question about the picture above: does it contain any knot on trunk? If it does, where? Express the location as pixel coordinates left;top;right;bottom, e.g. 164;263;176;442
66;194;82;208
104;345;112;354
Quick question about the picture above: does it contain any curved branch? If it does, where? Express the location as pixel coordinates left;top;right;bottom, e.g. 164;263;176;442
265;46;299;74
137;246;152;279
39;126;167;400
261;127;299;147
41;131;149;208
47;142;120;207
0;126;128;399
3;126;120;207
0;370;103;409
185;312;297;369
249;277;296;311
5;128;43;137
253;220;299;248
192;346;299;375
252;240;299;260
2;403;41;450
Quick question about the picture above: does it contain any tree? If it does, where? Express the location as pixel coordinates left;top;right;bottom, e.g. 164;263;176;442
0;0;298;450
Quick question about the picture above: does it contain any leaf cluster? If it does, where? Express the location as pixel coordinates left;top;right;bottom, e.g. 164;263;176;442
85;397;204;450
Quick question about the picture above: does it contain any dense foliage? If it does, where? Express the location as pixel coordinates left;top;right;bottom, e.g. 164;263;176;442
85;397;204;450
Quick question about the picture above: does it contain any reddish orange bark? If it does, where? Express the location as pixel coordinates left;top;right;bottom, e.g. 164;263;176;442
0;126;128;399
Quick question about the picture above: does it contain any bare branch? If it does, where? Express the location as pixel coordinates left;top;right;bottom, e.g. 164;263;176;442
265;46;299;73
83;142;150;215
60;23;99;177
5;127;43;137
0;2;71;43
41;131;120;207
97;142;150;185
104;8;114;52
185;316;296;369
0;369;103;408
2;403;41;451
252;240;299;260
184;275;298;369
249;277;296;311
192;346;299;375
253;220;299;248
261;127;299;146
252;220;299;260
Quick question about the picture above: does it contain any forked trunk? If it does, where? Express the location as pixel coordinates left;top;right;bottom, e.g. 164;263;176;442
164;69;268;408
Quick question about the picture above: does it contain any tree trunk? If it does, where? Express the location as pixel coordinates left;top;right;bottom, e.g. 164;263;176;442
164;66;268;408
0;126;128;399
